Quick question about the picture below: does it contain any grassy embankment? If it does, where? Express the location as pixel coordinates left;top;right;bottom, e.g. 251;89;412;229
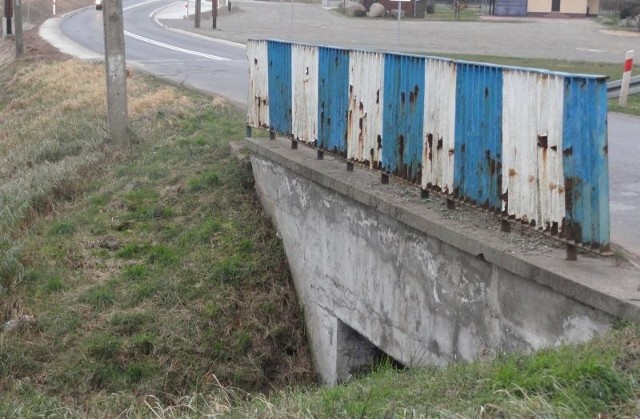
1;53;640;416
0;59;313;416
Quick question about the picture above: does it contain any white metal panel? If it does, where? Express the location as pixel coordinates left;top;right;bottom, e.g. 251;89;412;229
422;59;456;193
246;40;269;128
502;70;565;229
347;51;384;168
292;45;319;144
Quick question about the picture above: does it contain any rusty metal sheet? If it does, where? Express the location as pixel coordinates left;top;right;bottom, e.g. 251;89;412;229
502;70;565;230
562;77;609;249
381;54;425;183
318;47;350;154
422;59;457;194
347;50;385;168
246;40;270;129
454;63;503;210
292;44;319;144
244;40;611;248
267;40;292;134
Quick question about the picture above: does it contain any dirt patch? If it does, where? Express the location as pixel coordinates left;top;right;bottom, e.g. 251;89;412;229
599;29;640;37
0;0;92;67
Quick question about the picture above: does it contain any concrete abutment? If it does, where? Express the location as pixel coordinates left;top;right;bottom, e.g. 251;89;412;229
246;136;640;385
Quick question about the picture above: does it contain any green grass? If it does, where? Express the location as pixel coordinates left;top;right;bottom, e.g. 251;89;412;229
183;327;640;417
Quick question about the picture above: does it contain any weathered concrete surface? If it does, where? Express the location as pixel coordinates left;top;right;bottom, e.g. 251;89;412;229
247;136;640;384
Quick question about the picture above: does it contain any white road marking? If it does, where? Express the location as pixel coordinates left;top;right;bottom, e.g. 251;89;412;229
576;47;605;53
122;0;232;61
124;30;231;61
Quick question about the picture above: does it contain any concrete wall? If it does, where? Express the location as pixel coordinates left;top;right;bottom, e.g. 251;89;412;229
247;137;640;384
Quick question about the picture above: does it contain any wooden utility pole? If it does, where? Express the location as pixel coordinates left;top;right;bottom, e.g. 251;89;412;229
103;0;129;146
194;0;200;28
14;0;22;56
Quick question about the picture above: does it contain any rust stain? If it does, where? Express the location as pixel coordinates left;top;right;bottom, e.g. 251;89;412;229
528;175;535;183
537;135;548;149
548;183;558;191
426;133;433;163
508;168;517;177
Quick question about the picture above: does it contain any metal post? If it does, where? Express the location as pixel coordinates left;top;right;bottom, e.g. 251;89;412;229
13;0;21;56
5;0;12;35
103;0;129;146
396;0;401;46
619;50;634;107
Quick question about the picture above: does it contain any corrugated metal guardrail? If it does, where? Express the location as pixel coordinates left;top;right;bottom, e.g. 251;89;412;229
607;75;640;99
247;40;610;250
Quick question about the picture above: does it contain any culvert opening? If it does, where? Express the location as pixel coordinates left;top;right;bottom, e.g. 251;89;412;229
336;318;404;382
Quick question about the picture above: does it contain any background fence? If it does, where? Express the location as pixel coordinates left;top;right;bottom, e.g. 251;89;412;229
246;39;610;250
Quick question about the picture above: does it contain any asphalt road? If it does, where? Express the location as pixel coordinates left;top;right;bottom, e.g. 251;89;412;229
58;0;248;105
46;0;640;256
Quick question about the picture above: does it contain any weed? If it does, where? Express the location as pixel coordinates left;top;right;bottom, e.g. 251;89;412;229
42;277;65;293
86;334;123;360
48;219;75;236
82;284;116;309
129;333;156;356
123;264;147;281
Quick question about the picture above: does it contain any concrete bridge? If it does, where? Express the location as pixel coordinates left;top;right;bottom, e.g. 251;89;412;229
247;135;640;384
245;40;640;384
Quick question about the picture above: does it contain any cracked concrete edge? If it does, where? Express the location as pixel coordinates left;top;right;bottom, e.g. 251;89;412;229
246;136;640;324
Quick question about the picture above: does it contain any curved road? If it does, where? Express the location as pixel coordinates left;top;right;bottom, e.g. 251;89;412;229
51;1;640;257
59;0;248;105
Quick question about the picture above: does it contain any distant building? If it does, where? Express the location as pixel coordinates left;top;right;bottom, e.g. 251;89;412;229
495;0;599;16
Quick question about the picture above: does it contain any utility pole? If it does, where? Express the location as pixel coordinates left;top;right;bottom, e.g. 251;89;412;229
211;0;217;28
103;0;129;146
14;0;22;56
194;0;200;28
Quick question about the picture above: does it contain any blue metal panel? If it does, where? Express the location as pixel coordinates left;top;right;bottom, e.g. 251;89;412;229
267;41;292;135
453;63;503;209
318;47;350;154
562;77;610;249
495;0;527;16
381;54;425;182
